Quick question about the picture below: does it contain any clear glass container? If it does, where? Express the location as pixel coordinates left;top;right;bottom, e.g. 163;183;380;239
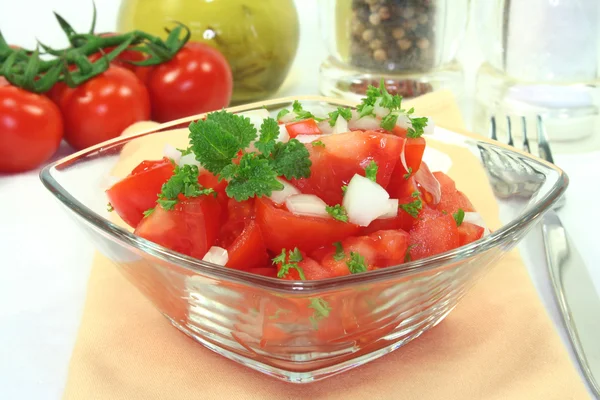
40;96;567;383
117;0;300;105
318;0;469;101
471;0;600;149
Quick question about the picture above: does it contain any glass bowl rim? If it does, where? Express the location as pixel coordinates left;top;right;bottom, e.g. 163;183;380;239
39;95;569;294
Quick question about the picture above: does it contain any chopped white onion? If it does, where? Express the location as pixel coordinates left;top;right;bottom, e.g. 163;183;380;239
395;113;411;130
379;199;399;219
285;194;330;218
202;246;229;265
163;144;182;164
277;124;290;143
463;212;491;236
342;174;390;226
349;110;380;131
295;134;329;143
317;119;334;134
399;139;409;173
179;152;202;168
373;98;389;118
414;162;441;204
269;178;301;205
279;111;297;124
332;114;349;134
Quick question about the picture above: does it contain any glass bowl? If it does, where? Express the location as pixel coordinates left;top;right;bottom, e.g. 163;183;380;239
39;97;568;383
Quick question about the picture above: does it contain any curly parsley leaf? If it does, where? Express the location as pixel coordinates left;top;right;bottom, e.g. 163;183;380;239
328;107;352;127
276;108;290;120
399;191;423;218
309;298;332;329
269;139;312;180
333;241;345;261
365;160;378;182
453;208;465;227
326;204;348;222
107;202;114;212
341;185;348;195
292;100;324;122
225;153;284;201
407;116;428;138
255;117;279;156
274;247;306;280
403;167;413;180
346;251;368;274
312;140;325;148
177;147;193;156
380;112;399;131
143;208;155;218
189;112;257;175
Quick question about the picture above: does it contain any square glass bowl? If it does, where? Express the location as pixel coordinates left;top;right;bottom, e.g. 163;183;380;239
39;97;567;383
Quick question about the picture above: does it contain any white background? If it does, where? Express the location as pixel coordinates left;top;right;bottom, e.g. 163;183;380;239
0;1;599;399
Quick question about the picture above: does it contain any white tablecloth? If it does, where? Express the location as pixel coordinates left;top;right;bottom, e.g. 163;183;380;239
0;1;599;399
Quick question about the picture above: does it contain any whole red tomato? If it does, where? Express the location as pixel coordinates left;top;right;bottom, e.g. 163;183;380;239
56;65;151;150
136;42;233;122
0;86;63;172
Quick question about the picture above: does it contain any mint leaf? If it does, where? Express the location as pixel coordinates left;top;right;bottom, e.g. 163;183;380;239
225;153;283;201
255;117;279;156
269;139;311;180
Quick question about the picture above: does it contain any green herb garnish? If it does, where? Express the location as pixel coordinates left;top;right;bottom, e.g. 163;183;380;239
328;107;352;127
107;202;114;212
399;191;423;218
312;140;325;148
453;208;465;227
403;167;413;180
309;298;332;329
365;160;378;182
273;248;306;280
333;241;345;261
326;204;348;222
346;251;368;274
292;100;324;122
276;108;290;120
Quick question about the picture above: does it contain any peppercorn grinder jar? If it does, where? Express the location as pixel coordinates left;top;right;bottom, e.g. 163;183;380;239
319;0;469;101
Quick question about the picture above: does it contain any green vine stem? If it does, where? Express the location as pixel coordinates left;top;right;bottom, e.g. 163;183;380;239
0;8;190;93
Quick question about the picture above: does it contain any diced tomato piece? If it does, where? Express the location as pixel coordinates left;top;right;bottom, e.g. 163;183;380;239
430;171;475;214
106;157;175;228
285;118;321;138
392;125;408;137
409;208;459;260
255;197;360;253
198;170;227;207
387;175;418;199
458;222;485;246
217;198;255;248
247;267;278;278
277;256;333;280
225;219;270;271
291;130;402;205
387;137;426;192
319;230;410;277
360;205;415;235
134;195;221;259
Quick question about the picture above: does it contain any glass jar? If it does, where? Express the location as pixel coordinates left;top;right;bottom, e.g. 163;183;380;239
318;0;469;101
117;0;300;105
471;0;600;148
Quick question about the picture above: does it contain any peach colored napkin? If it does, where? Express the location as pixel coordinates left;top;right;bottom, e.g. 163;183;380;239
63;92;589;400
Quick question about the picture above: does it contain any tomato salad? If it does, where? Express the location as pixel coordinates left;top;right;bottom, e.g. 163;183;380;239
107;84;489;281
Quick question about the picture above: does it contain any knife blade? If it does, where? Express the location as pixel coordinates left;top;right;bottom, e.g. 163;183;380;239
542;211;600;398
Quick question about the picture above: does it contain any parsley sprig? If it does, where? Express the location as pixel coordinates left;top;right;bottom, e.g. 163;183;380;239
309;298;332;329
273;248;306;280
144;164;214;216
328;107;352;126
189;111;311;201
355;79;428;136
333;241;345;261
277;100;325;122
453;208;465;227
399;191;423;218
365;160;378;182
326;204;349;222
346;251;368;274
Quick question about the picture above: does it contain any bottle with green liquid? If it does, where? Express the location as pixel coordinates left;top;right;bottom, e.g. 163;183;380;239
117;0;300;105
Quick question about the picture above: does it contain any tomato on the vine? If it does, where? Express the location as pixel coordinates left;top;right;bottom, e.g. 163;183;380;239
56;65;151;150
135;42;233;123
0;86;63;172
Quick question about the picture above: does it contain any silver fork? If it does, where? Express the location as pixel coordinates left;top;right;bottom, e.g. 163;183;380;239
491;116;600;399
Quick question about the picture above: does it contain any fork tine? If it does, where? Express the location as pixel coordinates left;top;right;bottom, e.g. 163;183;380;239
536;115;555;164
489;116;497;140
521;116;531;154
506;116;514;146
